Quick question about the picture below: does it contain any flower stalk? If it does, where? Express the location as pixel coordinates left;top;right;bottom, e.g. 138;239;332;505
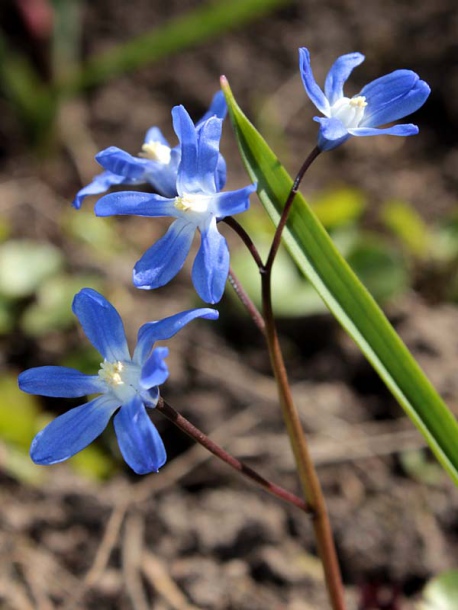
156;397;310;513
258;147;345;610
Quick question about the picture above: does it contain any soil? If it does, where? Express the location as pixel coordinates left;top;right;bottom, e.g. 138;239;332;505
1;1;458;609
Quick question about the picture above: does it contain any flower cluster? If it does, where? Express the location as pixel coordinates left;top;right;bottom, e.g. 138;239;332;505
18;49;430;474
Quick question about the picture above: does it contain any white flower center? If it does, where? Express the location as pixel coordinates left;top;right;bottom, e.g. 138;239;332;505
174;193;211;215
98;360;141;402
138;141;171;164
330;95;367;128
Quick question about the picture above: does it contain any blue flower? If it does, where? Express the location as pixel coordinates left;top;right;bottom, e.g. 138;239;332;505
95;105;257;304
18;288;218;474
72;91;228;209
299;48;431;151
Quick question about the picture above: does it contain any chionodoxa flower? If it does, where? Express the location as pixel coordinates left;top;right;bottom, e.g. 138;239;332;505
95;105;256;304
18;288;218;474
299;47;431;151
72;91;228;209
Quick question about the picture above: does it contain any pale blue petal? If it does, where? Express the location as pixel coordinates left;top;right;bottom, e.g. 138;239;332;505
314;117;351;151
215;154;227;191
213;183;256;218
133;219;195;290
324;52;365;105
72;288;130;362
360;70;430;127
192;218;229;303
95;191;176;218
96;147;152;181
172;105;198;195
191;116;223;194
72;171;129;210
349;124;419;137
143;127;170;147
197;90;228;124
199;92;228;190
140;347;169;389
114;396;166;474
133;308;219;364
30;394;119;465
299;48;330;116
19;366;104;397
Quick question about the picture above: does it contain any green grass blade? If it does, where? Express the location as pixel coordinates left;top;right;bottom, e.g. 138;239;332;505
60;0;290;94
222;77;458;486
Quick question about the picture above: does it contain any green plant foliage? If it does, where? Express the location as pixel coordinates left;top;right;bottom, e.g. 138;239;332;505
61;0;291;93
21;274;103;336
418;570;458;610
69;443;116;481
63;209;122;258
0;240;64;299
222;77;458;485
0;374;39;447
381;199;430;258
311;187;366;229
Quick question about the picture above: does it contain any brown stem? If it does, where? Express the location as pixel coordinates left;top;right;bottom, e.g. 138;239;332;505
261;274;346;610
266;146;321;271
228;267;266;335
261;146;346;610
156;397;311;514
222;216;264;269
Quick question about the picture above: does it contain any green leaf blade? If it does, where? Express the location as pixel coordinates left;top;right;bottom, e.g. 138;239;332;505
222;77;458;485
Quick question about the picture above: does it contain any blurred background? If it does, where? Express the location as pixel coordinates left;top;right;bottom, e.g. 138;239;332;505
0;0;457;609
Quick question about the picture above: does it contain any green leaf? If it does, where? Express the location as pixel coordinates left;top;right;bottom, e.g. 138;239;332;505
222;77;458;485
311;187;366;229
21;273;103;336
60;0;291;93
381;199;430;257
0;240;64;299
419;570;458;610
0;373;40;447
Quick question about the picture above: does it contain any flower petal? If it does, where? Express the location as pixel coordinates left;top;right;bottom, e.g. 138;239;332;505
72;171;129;210
19;366;104;397
324;52;365;105
140;347;169;389
192;217;229;303
299;48;330;116
360;70;430;127
172;105;198;192
95;191;176;218
193;116;223;194
114;395;166;474
72;288;130;362
212;183;256;218
197;90;228;124
30;394;119;465
96;147;152;181
133;219;194;290
143;126;170;147
133;308;219;364
349;124;419;137
314;117;351;151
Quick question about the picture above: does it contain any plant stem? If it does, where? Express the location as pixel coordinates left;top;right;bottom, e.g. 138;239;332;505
156;397;311;514
222;216;264;269
228;268;266;335
261;147;347;610
266;145;321;270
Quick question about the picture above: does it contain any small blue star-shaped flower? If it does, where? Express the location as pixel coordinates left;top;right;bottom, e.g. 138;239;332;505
95;105;256;304
72;91;228;209
18;288;218;474
299;48;431;151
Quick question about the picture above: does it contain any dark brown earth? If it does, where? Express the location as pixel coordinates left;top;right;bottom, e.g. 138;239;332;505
1;1;458;609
